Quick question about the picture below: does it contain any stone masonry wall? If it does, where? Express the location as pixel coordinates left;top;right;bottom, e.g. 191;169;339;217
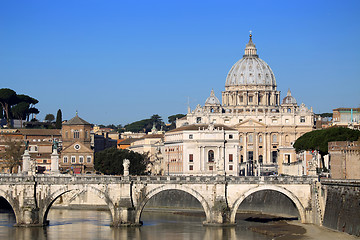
322;181;360;237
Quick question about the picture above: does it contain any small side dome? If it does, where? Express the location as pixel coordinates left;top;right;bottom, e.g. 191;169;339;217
205;89;221;105
282;89;297;105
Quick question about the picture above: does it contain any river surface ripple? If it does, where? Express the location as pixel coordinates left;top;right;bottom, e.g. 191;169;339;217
0;209;357;240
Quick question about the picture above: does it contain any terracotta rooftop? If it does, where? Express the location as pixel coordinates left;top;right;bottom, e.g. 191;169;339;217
63;115;91;125
18;129;61;136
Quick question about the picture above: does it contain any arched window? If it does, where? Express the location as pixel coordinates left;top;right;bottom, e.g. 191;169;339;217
259;135;263;143
208;150;214;162
272;134;277;143
74;130;80;139
287;108;291;113
248;134;253;143
240;155;244;163
259;155;263;164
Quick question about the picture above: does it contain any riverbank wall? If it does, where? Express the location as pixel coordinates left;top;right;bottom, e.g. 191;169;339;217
321;179;360;237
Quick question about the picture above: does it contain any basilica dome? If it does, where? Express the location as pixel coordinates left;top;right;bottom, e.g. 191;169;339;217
225;34;276;88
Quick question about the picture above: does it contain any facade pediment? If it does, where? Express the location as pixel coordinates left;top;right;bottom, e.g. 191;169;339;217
62;141;93;154
233;118;266;128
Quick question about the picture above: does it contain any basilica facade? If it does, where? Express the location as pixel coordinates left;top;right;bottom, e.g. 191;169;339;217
175;34;315;176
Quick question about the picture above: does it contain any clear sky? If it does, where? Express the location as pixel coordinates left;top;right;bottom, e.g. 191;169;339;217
1;0;359;125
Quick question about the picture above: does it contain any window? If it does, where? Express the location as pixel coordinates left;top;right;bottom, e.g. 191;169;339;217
224;119;230;124
196;117;202;123
87;156;92;163
239;119;243;123
259;155;263;164
229;154;233;162
71;156;76;163
287;108;291;113
208;150;214;162
240;155;244;163
229;134;233;139
300;116;305;123
74;130;80;139
248;134;253;143
272;134;277;143
272;119;278;123
79;156;84;163
212;119;216;123
209;166;213;171
189;134;193;139
285;154;291;164
189;154;193;162
229;165;233;171
272;151;277;163
259;135;263;143
65;131;68;138
239;136;243;143
259;119;262;122
285;119;289;123
34;146;38;151
189;165;193;171
240;96;243;102
85;131;88;139
63;156;68;163
249;96;253;102
285;135;290;143
43;160;47;163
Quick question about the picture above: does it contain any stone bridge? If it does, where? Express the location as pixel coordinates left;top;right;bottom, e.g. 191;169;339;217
0;174;319;227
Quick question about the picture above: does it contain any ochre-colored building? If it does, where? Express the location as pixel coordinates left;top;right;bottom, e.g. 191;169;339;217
60;114;94;174
328;141;360;179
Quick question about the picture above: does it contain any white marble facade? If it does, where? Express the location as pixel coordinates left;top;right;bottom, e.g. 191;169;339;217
175;34;315;176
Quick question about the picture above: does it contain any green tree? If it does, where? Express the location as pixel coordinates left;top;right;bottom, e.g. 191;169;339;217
167;113;185;130
0;137;25;173
16;94;39;121
0;88;19;127
94;147;147;175
294;127;360;169
45;114;55;122
55;109;62;129
11;102;30;128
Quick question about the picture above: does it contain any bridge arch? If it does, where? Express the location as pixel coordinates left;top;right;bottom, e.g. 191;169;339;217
41;186;116;225
230;185;306;223
135;185;211;224
0;189;19;224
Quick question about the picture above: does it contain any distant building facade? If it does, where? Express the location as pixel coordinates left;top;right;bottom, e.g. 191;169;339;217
163;124;239;176
332;108;360;130
176;34;315;176
60;114;94;174
328;141;360;179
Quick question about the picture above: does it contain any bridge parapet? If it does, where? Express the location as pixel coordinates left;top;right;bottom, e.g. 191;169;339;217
0;174;317;185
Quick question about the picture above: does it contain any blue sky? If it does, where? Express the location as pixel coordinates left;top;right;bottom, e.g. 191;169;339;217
1;0;359;125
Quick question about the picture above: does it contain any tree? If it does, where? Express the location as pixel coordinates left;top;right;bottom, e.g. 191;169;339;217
0;88;19;127
294;127;360;169
11;102;30;128
16;94;39;121
0;137;25;173
45;114;55;122
55;109;62;129
94;147;147;175
168;113;186;130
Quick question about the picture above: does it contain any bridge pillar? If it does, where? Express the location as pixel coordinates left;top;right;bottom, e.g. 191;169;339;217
203;197;234;226
111;197;141;227
14;184;44;227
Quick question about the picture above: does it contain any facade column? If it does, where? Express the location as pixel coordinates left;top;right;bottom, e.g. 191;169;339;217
202;146;206;172
264;133;267;163
243;132;247;176
267;133;271;164
254;131;258;176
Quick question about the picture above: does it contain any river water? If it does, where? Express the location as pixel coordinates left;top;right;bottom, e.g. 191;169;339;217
0;209;357;240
